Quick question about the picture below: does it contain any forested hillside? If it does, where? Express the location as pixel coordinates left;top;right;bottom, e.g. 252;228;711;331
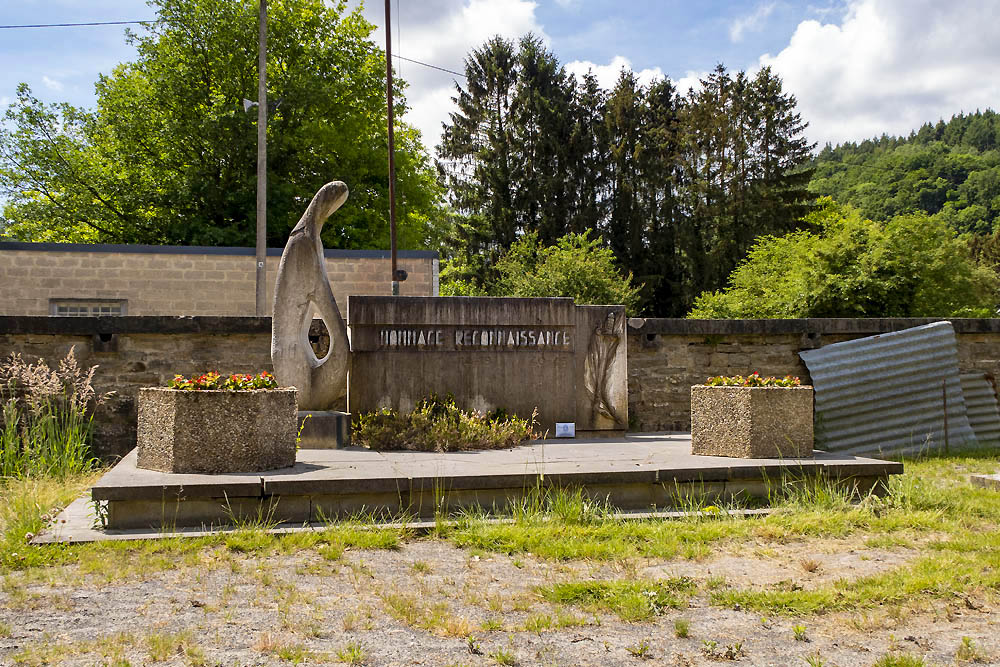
809;110;1000;235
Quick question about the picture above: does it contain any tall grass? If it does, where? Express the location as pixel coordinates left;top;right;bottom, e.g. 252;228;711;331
0;348;110;479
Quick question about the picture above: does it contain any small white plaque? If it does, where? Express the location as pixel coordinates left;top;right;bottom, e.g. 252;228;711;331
555;422;576;438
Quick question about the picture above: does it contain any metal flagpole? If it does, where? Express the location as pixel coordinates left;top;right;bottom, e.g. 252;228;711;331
385;0;399;296
255;0;268;315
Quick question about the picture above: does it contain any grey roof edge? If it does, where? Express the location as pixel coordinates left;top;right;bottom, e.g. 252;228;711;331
0;240;437;260
0;315;273;336
628;317;1000;336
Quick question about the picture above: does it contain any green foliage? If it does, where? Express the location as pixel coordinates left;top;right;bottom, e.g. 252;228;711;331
354;394;538;452
689;198;998;318
0;0;444;250
486;230;642;310
440;42;814;316
0;348;106;479
538;578;695;621
810;110;1000;234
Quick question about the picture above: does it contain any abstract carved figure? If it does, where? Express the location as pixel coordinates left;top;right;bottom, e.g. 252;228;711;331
584;310;626;427
271;181;351;410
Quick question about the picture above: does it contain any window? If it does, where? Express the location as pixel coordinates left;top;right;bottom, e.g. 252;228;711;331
50;300;127;317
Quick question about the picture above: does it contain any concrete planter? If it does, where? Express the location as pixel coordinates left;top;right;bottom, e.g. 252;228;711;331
137;388;297;473
690;385;814;459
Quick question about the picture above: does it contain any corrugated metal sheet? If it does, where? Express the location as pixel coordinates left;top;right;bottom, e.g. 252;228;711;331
960;372;1000;446
799;322;976;457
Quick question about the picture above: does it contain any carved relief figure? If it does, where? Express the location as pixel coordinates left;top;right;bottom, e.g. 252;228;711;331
584;310;626;427
271;181;351;410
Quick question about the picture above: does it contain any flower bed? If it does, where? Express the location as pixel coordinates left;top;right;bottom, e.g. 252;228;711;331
691;373;813;459
136;372;296;474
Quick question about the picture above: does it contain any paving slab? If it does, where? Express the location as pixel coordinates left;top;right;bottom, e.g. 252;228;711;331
91;433;902;502
970;473;1000;489
91;449;265;501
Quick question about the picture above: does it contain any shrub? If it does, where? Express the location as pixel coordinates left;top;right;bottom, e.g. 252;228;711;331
354;395;538;452
0;347;110;479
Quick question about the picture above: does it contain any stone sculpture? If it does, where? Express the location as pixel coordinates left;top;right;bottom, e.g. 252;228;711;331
271;181;351;410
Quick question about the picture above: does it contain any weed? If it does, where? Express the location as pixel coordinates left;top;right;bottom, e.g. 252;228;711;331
804;652;826;666
871;654;926;667
626;639;652;658
355;395;538;452
336;641;365;665
481;617;504;632
523;613;553;633
674;618;690;638
792;624;808;642
145;629;195;661
799;558;821;573
0;348;110;479
956;636;987;663
489;647;517;666
467;635;483;655
412;560;432;574
555;611;586;628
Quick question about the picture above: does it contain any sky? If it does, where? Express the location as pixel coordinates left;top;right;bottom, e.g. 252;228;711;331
1;0;999;154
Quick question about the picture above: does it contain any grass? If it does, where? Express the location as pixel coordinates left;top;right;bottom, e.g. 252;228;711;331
2;444;999;656
538;577;696;622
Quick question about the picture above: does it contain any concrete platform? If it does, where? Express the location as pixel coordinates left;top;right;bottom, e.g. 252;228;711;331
90;433;903;530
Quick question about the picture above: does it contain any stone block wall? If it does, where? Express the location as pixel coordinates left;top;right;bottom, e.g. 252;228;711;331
4;316;1000;460
0;242;437;317
627;318;1000;432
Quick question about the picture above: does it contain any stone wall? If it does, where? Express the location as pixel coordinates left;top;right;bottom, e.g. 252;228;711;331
627;318;1000;432
0;242;438;317
4;316;1000;460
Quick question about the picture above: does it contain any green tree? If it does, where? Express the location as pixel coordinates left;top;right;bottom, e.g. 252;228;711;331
491;231;642;311
689;198;998;318
676;65;814;306
0;0;443;249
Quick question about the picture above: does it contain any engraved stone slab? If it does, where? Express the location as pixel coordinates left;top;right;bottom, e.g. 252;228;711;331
348;296;627;436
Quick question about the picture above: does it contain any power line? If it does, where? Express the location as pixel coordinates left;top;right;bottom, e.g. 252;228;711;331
395;55;465;78
0;20;152;29
0;18;467;79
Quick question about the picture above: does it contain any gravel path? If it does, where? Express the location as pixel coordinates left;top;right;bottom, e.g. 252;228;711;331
1;538;997;666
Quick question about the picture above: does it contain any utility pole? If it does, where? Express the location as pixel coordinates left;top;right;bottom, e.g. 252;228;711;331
384;0;399;296
255;0;268;316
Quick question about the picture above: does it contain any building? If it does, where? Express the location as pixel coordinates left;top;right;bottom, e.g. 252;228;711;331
0;241;439;317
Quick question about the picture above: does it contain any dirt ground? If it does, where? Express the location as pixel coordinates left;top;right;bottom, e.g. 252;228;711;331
0;535;997;667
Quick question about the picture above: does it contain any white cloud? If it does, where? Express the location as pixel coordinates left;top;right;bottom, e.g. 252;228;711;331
355;0;545;153
761;0;1000;147
730;2;777;42
565;56;664;91
41;76;63;91
675;70;709;96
